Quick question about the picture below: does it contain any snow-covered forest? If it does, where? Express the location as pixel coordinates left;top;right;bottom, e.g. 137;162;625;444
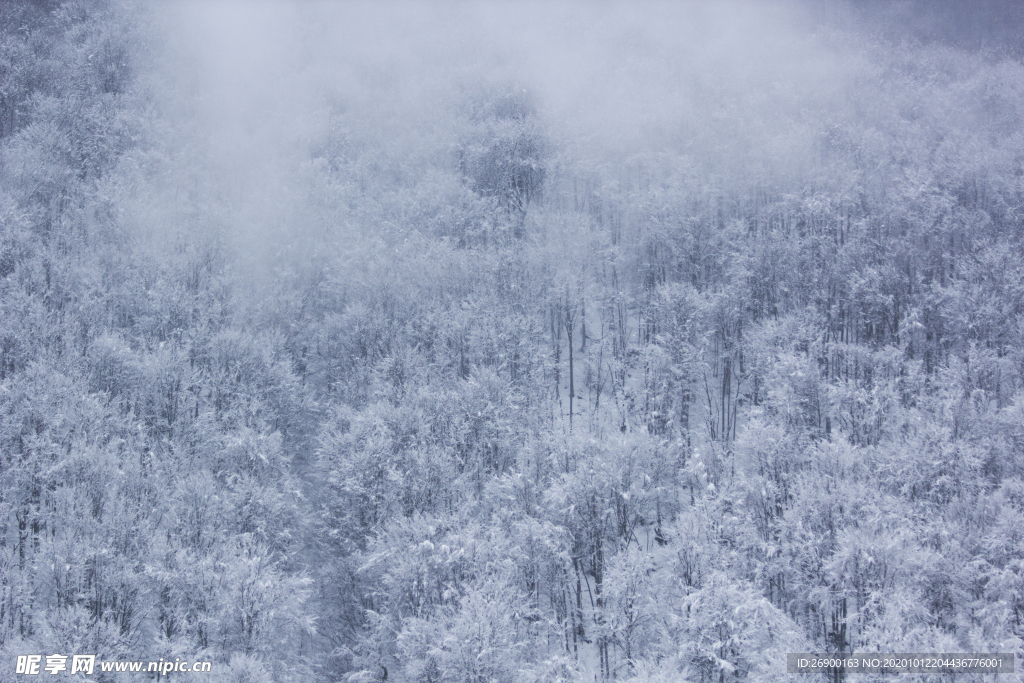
2;1;1024;681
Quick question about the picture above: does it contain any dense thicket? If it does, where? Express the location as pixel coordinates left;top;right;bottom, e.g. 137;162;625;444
1;1;1023;682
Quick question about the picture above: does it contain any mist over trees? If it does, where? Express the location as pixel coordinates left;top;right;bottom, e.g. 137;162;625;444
1;1;1024;681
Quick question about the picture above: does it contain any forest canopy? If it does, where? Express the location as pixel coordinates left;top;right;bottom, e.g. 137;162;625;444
1;1;1024;681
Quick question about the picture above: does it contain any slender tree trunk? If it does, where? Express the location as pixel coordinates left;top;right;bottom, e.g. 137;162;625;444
567;314;575;430
580;296;586;352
